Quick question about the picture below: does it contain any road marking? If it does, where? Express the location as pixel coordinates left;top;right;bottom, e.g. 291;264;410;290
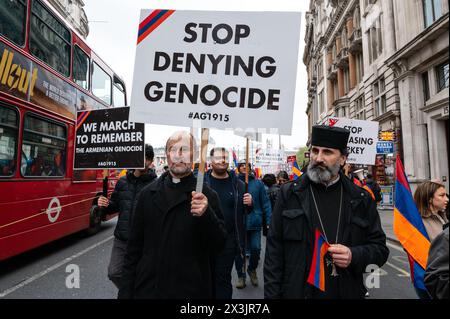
392;255;409;265
387;242;404;253
0;235;114;298
385;262;410;277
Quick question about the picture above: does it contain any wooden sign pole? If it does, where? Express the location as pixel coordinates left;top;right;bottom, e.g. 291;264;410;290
195;127;210;194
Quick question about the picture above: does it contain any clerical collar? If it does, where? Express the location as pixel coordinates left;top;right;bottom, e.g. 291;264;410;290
315;175;341;189
322;175;340;187
167;172;195;189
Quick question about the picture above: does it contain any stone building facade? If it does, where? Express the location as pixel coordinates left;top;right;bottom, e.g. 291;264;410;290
48;0;89;38
304;0;449;190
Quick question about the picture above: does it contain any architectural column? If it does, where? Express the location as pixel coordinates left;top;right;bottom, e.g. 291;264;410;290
337;69;345;97
326;50;334;108
347;16;357;89
397;73;430;189
427;117;449;190
327;80;335;108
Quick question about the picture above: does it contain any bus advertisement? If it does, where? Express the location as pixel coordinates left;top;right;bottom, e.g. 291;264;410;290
0;0;127;260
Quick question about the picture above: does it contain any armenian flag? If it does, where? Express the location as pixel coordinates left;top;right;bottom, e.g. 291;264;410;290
292;161;302;180
393;155;430;291
307;229;330;292
232;149;239;167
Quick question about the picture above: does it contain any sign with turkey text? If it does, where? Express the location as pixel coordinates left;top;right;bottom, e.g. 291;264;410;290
327;117;379;165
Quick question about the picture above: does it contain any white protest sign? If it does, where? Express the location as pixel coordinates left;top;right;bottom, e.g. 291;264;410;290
256;149;284;166
327;117;379;165
129;10;301;135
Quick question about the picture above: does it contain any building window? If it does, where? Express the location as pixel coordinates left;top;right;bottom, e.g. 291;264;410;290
333;81;339;101
318;90;325;115
353;6;361;29
342;28;348;48
337;105;348;118
373;77;387;117
422;72;430;102
317;58;324;81
0;0;27;47
423;0;443;28
30;0;71;76
355;95;366;120
313;95;319;123
367;15;383;64
436;62;449;92
355;53;364;84
344;68;350;94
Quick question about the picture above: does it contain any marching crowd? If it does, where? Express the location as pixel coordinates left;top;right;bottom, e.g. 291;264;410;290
97;126;448;299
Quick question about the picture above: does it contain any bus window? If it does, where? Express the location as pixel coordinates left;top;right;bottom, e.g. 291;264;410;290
0;0;27;47
0;106;18;177
29;0;71;76
22;114;67;177
113;80;126;107
73;45;90;90
92;62;111;105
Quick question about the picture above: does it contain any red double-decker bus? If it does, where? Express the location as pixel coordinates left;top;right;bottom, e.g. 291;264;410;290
0;0;127;260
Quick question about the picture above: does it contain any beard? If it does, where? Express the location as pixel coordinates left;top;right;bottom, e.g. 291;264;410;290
169;162;191;177
307;160;341;184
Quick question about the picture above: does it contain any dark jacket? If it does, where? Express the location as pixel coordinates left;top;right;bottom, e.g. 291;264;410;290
267;184;280;210
366;178;382;202
118;172;227;299
238;174;272;231
107;170;157;241
264;171;389;299
205;170;250;258
424;225;449;299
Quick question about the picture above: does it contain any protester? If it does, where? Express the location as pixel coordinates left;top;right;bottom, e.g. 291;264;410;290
276;170;289;185
118;132;227;299
262;173;279;236
205;147;252;299
97;144;157;290
424;224;449;299
414;181;449;241
366;173;382;203
262;173;279;211
264;125;389;299
234;161;272;288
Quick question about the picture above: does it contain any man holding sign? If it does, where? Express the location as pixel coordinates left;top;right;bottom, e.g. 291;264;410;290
119;131;226;299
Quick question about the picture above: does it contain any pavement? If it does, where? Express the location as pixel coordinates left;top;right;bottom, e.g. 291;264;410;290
378;207;400;245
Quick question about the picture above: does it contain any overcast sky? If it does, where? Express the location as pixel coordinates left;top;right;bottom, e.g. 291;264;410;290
83;0;310;151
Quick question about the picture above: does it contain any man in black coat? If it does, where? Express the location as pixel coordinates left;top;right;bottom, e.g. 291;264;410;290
205;147;252;299
118;131;227;299
98;144;157;289
264;125;389;299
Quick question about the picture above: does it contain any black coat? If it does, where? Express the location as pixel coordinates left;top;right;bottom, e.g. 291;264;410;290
205;170;250;258
107;170;157;241
424;225;449;299
118;172;227;299
264;171;389;299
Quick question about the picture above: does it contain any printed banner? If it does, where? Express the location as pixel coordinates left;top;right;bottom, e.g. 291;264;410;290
74;107;145;169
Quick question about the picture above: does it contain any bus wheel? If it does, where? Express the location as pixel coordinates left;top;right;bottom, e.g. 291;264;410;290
85;205;102;235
